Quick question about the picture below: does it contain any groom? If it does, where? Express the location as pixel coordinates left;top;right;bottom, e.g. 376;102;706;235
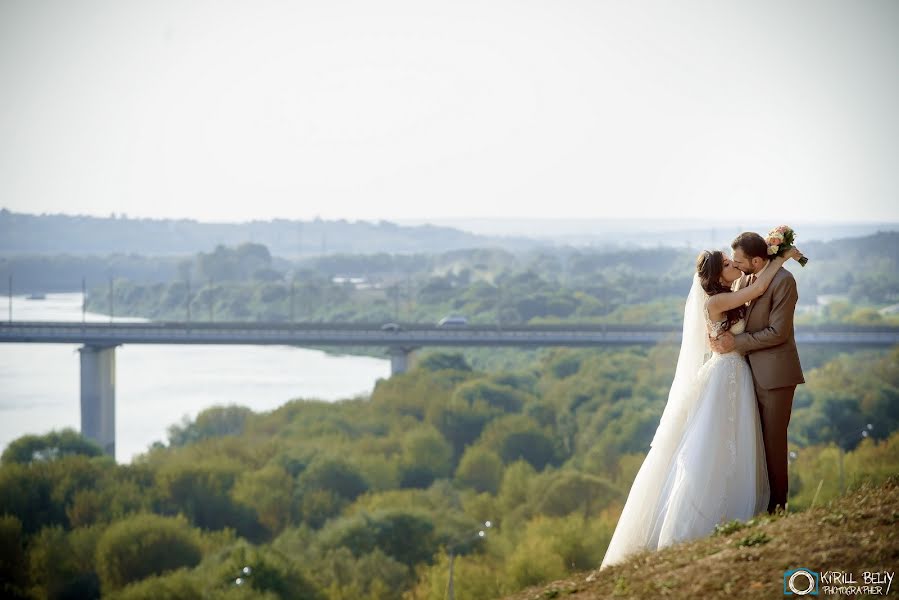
709;232;805;513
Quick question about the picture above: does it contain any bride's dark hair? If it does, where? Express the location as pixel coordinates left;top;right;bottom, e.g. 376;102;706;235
696;250;745;332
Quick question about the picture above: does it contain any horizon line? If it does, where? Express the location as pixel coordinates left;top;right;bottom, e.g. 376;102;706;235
3;207;897;228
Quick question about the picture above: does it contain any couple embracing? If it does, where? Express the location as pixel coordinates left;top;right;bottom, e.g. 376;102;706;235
600;231;805;569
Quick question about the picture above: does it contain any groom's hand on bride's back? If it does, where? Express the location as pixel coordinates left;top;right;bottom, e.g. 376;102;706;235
709;331;735;353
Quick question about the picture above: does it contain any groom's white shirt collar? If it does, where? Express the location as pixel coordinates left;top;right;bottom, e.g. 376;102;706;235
754;259;772;281
744;259;772;310
735;259;771;291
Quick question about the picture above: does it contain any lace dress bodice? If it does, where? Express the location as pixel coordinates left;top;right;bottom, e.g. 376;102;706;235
704;298;745;355
707;315;746;336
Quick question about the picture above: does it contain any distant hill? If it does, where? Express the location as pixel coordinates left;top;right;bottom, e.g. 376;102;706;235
5;209;895;257
399;217;899;247
0;209;541;256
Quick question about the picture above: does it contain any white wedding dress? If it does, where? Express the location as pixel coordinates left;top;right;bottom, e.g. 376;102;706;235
600;279;770;570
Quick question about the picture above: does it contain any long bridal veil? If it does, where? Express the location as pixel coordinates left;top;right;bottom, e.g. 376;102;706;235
649;273;710;454
599;274;710;569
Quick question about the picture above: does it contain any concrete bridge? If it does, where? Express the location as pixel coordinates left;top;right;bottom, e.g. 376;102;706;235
2;320;897;457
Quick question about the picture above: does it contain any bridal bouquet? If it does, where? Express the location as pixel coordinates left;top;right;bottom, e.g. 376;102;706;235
766;225;808;266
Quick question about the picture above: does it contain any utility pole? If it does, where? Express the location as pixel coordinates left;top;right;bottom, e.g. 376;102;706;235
208;279;214;322
393;284;400;321
446;551;455;600
297;221;303;259
7;275;11;323
290;279;296;322
186;276;192;323
108;276;114;323
445;521;491;600
405;273;414;318
82;277;86;323
496;283;503;328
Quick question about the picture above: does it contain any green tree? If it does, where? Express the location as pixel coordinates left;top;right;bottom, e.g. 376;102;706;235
156;460;263;539
427;400;493;460
232;463;294;535
417;352;472;372
1;429;102;465
480;416;561;471
193;243;275;282
455;447;504;494
530;470;618;518
167;405;253;447
398;428;453;489
297;456;369;503
48;455;111;521
0;462;65;534
95;514;202;592
499;430;559;470
497;460;537;516
309;547;411;600
319;510;438;568
27;525;102;600
295;456;370;528
506;514;612;587
211;543;323;600
111;569;202;600
453;379;529;414
0;515;28;600
409;549;503;600
505;528;566;589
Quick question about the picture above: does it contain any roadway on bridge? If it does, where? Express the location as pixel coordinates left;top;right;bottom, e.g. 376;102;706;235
1;321;897;347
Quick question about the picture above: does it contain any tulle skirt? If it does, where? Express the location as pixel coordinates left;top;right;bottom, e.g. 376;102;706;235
600;352;770;569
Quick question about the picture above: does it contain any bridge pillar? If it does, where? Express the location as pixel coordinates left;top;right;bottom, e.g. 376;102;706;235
388;346;416;376
79;345;117;457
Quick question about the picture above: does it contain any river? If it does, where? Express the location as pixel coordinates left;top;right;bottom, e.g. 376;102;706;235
0;293;391;462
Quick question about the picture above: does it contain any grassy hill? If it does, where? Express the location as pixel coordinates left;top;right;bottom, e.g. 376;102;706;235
504;475;899;599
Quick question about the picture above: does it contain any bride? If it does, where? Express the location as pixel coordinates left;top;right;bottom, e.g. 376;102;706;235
599;246;802;569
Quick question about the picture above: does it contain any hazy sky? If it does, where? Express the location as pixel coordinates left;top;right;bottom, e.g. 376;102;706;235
1;0;897;223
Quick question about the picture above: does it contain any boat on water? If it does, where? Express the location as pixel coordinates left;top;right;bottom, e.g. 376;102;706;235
26;293;47;300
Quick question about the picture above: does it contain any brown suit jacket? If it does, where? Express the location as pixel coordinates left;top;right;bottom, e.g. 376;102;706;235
733;267;805;390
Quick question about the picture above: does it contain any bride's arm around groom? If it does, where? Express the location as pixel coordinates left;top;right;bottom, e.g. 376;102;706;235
718;263;805;390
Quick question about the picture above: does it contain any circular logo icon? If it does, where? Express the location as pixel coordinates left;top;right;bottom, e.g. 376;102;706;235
788;570;817;595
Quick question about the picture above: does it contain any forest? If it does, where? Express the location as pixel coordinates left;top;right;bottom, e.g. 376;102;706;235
57;231;898;369
1;343;897;599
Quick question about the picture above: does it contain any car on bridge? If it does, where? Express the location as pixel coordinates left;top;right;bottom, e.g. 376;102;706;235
437;315;468;327
380;322;403;332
